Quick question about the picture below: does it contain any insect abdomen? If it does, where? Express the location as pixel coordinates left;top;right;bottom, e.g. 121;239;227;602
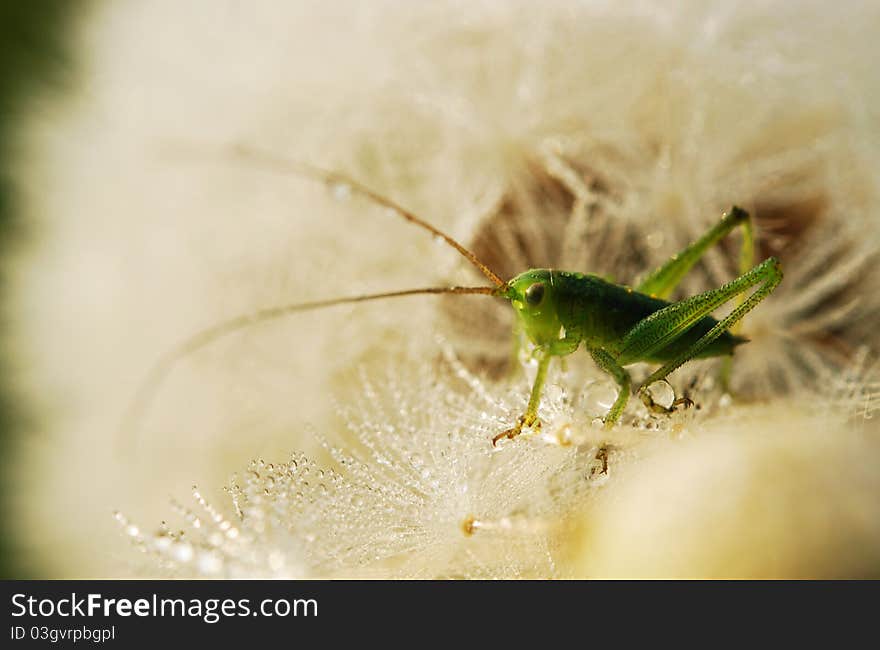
554;271;745;362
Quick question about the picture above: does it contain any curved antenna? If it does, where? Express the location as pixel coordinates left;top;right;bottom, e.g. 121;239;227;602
118;285;499;450
228;144;507;288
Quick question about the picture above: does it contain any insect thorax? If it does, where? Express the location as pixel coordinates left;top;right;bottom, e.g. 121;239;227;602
508;269;674;353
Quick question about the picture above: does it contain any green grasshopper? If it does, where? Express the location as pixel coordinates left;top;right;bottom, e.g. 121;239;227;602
121;147;781;447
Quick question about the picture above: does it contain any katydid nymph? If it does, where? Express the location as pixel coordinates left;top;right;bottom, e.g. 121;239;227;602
120;147;782;448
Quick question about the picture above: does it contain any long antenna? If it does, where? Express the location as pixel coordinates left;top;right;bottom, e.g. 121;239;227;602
119;285;499;448
228;144;507;288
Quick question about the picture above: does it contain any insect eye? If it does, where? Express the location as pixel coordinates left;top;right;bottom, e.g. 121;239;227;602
524;282;545;306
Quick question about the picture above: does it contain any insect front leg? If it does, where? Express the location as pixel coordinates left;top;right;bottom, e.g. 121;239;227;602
588;347;632;428
492;348;551;446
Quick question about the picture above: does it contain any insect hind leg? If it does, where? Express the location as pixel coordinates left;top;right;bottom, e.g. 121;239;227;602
619;257;782;411
637;206;754;300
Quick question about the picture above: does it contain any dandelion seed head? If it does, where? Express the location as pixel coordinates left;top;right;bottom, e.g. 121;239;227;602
6;0;880;576
122;343;880;579
120;349;619;578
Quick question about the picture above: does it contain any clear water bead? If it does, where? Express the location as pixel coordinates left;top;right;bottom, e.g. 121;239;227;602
153;534;172;551
197;552;222;575
172;542;194;563
583;381;617;412
545;383;565;403
331;183;351;201
645;380;675;409
645;231;665;249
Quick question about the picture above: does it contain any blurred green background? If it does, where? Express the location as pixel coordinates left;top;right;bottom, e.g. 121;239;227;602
0;0;78;579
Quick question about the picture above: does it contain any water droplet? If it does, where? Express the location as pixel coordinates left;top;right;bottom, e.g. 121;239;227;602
153;534;172;551
646;231;665;249
172;542;194;563
268;551;286;570
583;381;617;412
545;383;565;403
331;183;352;201
197;552;222;575
554;421;574;446
646;380;675;409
